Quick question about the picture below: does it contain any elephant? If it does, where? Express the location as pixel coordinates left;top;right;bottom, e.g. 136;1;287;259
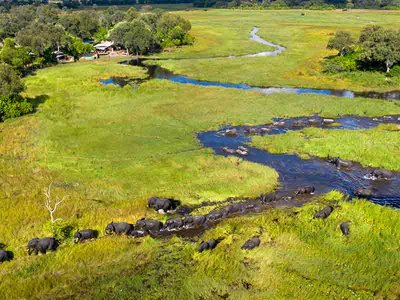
175;205;193;216
147;197;181;213
74;229;98;243
135;218;163;233
313;206;334;219
308;118;321;126
241;237;261;250
27;237;58;255
295;185;315;195
340;222;350;236
260;193;276;203
244;128;259;135
128;230;148;238
224;129;238;137
328;157;353;169
198;239;218;253
183;215;206;228
367;169;393;180
206;210;224;222
354;187;375;198
292;120;307;128
163;218;184;231
0;250;13;263
105;222;134;235
222;203;242;217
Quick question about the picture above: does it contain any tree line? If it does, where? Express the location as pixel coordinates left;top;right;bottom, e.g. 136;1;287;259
324;25;400;75
0;5;193;121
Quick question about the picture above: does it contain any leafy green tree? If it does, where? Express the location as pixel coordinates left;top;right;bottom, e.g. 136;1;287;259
327;31;354;56
156;13;193;47
65;36;94;60
359;26;400;72
93;27;108;44
16;22;67;56
0;38;33;70
0;64;25;97
100;6;125;30
125;7;139;22
110;20;155;55
60;11;100;39
0;64;32;121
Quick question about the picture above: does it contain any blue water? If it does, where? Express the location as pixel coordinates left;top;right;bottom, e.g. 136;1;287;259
198;115;400;208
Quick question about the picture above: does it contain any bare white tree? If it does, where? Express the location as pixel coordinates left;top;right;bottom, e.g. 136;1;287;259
44;183;65;223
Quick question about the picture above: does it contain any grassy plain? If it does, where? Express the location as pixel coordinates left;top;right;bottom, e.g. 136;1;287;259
0;9;400;300
252;124;400;171
155;9;400;91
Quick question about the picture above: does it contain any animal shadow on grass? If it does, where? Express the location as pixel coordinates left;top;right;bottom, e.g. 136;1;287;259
28;95;49;112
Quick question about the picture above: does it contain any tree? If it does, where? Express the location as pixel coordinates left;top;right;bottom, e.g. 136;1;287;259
16;22;67;56
0;38;33;70
60;10;100;39
110;20;155;55
0;64;25;97
66;35;94;60
359;27;400;72
327;31;354;56
0;64;32;121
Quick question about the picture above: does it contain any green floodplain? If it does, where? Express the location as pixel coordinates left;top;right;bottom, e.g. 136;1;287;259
0;9;400;299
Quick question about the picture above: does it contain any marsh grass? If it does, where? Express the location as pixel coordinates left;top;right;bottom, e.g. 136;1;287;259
0;55;399;298
251;123;400;170
156;10;400;91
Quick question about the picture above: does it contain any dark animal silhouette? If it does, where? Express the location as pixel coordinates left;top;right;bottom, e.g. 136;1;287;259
183;215;206;228
135;218;163;233
368;169;393;180
74;229;98;243
105;222;134;235
241;237;261;250
128;230;148;238
198;239;218;252
27;237;58;255
328;157;353;169
340;222;350;236
354;187;375;198
313;206;334;219
0;250;13;263
147;197;181;213
296;185;315;195
164;218;184;231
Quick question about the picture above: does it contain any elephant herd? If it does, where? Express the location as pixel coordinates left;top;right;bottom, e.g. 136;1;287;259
1;189;352;264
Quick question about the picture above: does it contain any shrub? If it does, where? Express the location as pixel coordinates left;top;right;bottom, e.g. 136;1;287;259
388;65;400;77
0;94;33;121
322;54;358;73
42;221;76;242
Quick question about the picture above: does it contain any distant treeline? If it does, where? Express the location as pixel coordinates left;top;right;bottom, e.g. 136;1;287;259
0;0;399;9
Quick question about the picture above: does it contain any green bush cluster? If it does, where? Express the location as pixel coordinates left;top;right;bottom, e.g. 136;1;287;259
388;65;400;78
42;221;76;242
322;54;358;73
0;94;32;121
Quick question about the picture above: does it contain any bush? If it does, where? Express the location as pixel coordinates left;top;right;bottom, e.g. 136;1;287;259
388;65;400;77
322;54;358;73
42;221;76;242
0;94;33;121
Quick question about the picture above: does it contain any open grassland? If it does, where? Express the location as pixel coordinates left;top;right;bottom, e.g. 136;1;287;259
1;9;400;297
1;189;400;299
251;123;400;171
155;9;400;91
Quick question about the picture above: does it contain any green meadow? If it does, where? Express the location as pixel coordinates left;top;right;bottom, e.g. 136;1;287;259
0;9;400;299
155;9;400;91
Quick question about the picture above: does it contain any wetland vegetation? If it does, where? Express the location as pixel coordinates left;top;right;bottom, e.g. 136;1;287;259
0;7;400;300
